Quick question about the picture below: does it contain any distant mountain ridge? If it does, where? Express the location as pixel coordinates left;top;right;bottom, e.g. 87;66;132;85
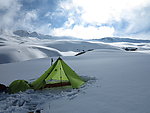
93;37;150;43
13;30;150;43
13;30;82;40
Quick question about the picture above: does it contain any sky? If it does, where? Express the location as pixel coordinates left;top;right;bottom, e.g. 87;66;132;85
0;0;150;39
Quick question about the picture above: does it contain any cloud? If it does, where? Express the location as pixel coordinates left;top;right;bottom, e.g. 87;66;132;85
124;5;150;34
52;25;114;39
0;0;21;30
1;0;150;39
0;0;61;33
50;0;150;39
16;10;38;31
0;0;38;32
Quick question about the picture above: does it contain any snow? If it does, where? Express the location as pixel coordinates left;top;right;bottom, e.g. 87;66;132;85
0;34;117;64
0;33;150;113
48;50;150;113
1;49;150;113
105;42;150;54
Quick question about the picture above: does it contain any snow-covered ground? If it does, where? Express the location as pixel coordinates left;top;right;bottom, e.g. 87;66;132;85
104;41;150;54
0;48;150;113
0;33;150;113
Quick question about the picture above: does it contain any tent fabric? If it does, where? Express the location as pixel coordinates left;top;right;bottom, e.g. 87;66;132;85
9;80;31;93
31;57;85;89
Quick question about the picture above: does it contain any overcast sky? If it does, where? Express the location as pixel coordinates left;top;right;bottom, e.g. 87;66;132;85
0;0;150;39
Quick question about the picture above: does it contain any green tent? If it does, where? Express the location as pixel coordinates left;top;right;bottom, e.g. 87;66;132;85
9;80;31;93
31;57;85;89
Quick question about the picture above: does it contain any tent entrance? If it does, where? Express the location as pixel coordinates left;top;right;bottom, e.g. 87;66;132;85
44;82;71;88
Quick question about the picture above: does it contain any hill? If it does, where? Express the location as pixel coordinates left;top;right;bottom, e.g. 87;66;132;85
93;37;150;43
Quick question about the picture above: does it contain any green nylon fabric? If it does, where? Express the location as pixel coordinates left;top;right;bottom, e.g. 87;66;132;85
9;80;31;93
61;60;85;88
45;60;68;83
31;58;85;89
31;59;58;89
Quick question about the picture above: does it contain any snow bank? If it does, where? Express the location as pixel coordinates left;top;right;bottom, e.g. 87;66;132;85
0;45;61;64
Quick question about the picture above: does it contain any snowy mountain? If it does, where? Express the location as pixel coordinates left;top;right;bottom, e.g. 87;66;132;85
0;32;118;64
13;30;82;40
93;37;150;43
13;30;53;39
13;30;30;37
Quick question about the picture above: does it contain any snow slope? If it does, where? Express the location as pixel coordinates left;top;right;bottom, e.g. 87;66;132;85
42;40;117;52
0;34;62;64
0;34;118;64
0;49;150;113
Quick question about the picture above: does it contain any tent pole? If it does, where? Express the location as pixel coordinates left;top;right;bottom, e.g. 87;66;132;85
51;58;53;66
